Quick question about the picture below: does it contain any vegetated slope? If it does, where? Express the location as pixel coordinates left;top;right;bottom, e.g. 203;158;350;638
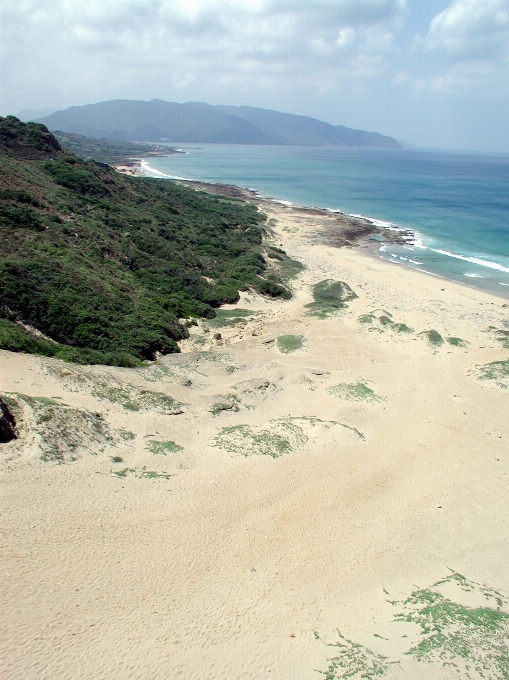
35;99;402;148
0;116;290;367
52;132;174;165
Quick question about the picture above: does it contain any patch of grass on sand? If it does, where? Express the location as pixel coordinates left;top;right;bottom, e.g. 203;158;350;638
147;440;184;455
32;395;62;406
117;429;135;440
6;392;114;463
447;336;468;347
92;382;183;414
111;467;133;477
212;416;363;457
317;572;509;680
137;363;176;383
358;314;376;324
474;358;509;389
305;280;358;318
265;247;305;281
392;323;414;333
327;382;383;402
111;455;123;463
357;311;413;334
207;308;258;328
276;335;304;353
213;424;293;457
279;256;306;281
393;572;509;679
419;329;444;347
315;631;394;680
493;329;509;350
111;466;173;479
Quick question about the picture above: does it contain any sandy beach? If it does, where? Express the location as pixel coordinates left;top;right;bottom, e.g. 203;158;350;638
1;193;508;679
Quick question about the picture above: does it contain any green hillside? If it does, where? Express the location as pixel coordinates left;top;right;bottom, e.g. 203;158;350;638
0;116;291;367
52;131;174;165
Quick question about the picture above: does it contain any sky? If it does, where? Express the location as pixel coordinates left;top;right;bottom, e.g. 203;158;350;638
1;0;509;152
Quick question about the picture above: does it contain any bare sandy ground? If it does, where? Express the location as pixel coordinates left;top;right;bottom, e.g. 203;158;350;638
1;199;508;679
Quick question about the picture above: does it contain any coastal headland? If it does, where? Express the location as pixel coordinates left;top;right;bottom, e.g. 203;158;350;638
1;167;509;678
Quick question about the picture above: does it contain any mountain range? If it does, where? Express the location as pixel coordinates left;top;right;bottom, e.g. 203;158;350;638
34;100;401;149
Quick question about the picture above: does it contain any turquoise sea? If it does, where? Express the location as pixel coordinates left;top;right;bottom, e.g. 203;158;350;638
142;145;509;297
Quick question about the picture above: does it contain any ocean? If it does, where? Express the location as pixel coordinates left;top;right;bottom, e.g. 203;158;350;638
142;144;509;297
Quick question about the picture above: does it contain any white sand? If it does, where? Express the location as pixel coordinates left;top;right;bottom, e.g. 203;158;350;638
1;201;508;679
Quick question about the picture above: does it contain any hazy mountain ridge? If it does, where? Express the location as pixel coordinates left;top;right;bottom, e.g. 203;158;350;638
35;100;402;149
214;104;399;148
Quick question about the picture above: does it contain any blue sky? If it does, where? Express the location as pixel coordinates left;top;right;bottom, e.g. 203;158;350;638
1;0;508;152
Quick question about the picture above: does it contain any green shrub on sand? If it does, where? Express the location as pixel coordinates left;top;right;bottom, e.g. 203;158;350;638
305;280;358;317
147;440;184;455
419;329;444;347
447;336;468;347
276;335;304;353
474;358;509;389
327;382;383;402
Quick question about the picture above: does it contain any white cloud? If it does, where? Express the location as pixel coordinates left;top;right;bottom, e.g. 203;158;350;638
426;0;509;62
0;0;407;114
336;27;356;48
410;0;509;96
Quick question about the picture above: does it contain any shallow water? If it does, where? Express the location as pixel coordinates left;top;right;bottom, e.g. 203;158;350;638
143;145;509;296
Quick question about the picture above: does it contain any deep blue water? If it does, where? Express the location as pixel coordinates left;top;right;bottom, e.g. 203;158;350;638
143;145;509;296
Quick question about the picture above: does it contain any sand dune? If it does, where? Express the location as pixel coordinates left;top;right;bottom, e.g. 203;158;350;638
1;199;508;679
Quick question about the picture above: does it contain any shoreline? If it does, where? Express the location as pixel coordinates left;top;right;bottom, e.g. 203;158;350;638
113;150;184;177
124;157;509;302
180;179;509;304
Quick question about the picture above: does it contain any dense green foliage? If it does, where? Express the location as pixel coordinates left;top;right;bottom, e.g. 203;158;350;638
0;117;291;366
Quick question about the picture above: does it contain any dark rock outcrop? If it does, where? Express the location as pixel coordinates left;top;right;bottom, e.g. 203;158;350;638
0;397;17;443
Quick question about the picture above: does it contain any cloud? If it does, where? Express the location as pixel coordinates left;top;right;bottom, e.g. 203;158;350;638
0;0;407;113
408;0;509;97
426;0;509;62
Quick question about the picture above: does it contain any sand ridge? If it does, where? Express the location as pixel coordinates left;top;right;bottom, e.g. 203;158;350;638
1;199;508;679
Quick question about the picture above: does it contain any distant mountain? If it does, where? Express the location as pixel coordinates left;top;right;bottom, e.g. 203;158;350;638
214;105;399;148
35;100;402;149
